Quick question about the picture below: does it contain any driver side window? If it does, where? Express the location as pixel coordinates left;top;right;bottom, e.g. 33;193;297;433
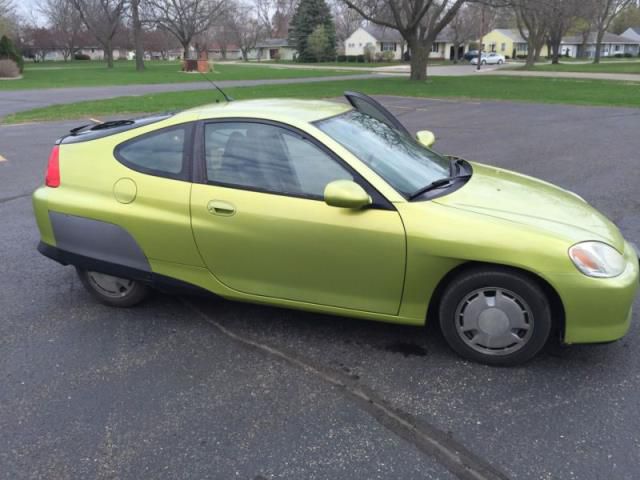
204;122;353;199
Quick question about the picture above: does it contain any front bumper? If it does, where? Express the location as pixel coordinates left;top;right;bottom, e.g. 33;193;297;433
553;240;639;344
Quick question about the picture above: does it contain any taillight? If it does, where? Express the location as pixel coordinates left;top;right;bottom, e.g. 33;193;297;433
45;145;60;188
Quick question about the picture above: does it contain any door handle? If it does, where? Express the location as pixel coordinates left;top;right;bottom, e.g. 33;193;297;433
207;200;236;216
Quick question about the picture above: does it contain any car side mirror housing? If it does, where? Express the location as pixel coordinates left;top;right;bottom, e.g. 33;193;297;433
324;180;372;209
416;130;436;148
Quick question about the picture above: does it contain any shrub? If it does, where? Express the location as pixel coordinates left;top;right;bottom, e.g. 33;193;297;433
382;50;395;62
0;35;24;73
624;52;632;58
356;54;365;63
374;51;384;62
346;55;357;62
74;53;91;60
0;59;19;78
337;55;346;62
363;45;375;62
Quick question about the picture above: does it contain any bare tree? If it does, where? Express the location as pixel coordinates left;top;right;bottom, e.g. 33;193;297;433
255;0;296;37
330;0;362;44
449;4;478;63
340;0;467;80
546;0;580;64
130;0;144;70
227;3;263;61
511;0;549;67
143;26;179;58
146;0;226;60
591;0;634;63
0;0;18;38
39;0;83;61
71;0;127;68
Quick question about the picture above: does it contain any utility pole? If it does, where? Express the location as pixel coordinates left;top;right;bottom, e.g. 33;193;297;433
477;5;485;71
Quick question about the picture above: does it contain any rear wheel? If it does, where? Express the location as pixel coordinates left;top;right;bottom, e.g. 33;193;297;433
498;59;504;65
439;267;552;366
77;268;149;307
481;60;487;65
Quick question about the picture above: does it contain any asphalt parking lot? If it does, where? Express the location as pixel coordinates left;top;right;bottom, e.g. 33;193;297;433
1;97;639;479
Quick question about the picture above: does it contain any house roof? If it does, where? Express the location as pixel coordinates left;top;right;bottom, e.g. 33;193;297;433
491;29;527;43
562;32;640;45
256;38;294;48
362;24;404;43
626;26;640;35
358;24;457;44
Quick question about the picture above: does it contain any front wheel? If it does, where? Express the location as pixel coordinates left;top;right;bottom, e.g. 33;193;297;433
498;59;504;65
76;268;150;307
439;267;552;366
481;60;487;65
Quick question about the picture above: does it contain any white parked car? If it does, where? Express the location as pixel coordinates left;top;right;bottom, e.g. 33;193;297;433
471;52;506;65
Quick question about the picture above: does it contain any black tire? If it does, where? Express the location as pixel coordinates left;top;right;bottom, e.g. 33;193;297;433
438;266;552;366
76;268;150;307
481;60;487;65
498;60;504;65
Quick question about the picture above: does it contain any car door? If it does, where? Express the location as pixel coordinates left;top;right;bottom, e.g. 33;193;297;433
190;120;406;315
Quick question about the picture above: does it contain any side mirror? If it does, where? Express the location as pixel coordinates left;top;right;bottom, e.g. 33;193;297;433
324;180;371;209
416;130;436;148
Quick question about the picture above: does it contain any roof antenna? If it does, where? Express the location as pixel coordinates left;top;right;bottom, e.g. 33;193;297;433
198;69;234;102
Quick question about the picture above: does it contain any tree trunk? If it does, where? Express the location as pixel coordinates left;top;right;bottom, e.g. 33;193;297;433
183;42;190;61
131;0;145;71
525;44;536;68
453;42;459;63
105;39;114;68
594;30;604;64
409;43;429;81
551;41;561;64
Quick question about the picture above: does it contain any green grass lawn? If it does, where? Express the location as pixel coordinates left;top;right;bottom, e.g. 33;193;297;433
530;61;640;74
0;60;360;90
6;75;640;124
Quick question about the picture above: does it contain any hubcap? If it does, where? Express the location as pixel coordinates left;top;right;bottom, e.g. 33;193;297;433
87;271;135;298
455;287;533;356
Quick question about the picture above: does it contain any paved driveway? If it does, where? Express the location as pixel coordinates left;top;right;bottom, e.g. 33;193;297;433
1;97;639;479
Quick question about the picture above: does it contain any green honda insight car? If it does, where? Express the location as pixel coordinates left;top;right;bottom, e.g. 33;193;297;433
33;92;639;365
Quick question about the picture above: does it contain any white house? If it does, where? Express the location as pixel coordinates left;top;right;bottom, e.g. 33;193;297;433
344;24;469;61
560;32;640;58
621;27;640;43
344;25;406;60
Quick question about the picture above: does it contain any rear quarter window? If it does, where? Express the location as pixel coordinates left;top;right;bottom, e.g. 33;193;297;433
115;124;192;180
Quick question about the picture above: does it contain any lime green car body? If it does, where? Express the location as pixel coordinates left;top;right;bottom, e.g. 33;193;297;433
33;97;639;345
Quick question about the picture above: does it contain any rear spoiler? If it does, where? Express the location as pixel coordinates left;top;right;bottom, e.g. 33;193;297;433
59;114;173;145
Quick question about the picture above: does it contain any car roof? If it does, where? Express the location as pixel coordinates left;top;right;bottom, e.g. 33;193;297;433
178;98;352;124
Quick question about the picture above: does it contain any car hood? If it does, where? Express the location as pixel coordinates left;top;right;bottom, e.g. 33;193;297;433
433;162;625;250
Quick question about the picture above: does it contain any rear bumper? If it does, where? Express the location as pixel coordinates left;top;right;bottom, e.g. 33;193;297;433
38;241;152;283
554;240;639;344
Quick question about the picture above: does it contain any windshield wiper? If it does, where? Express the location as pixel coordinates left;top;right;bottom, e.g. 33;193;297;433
408;173;472;200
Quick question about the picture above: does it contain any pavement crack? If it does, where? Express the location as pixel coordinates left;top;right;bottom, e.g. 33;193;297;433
185;300;509;480
0;192;32;204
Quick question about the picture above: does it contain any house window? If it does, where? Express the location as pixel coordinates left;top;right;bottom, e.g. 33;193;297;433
431;43;439;53
489;42;496;52
381;42;396;52
615;44;621;51
516;43;528;53
501;43;506;52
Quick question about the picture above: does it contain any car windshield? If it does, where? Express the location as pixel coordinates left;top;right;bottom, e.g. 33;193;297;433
316;110;450;198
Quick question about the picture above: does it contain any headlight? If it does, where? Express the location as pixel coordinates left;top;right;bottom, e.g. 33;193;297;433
569;241;625;278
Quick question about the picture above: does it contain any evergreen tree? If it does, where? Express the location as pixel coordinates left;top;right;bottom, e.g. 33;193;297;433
0;35;23;72
289;0;336;62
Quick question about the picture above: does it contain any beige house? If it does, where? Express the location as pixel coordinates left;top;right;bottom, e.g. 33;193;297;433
255;38;297;61
344;24;469;61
